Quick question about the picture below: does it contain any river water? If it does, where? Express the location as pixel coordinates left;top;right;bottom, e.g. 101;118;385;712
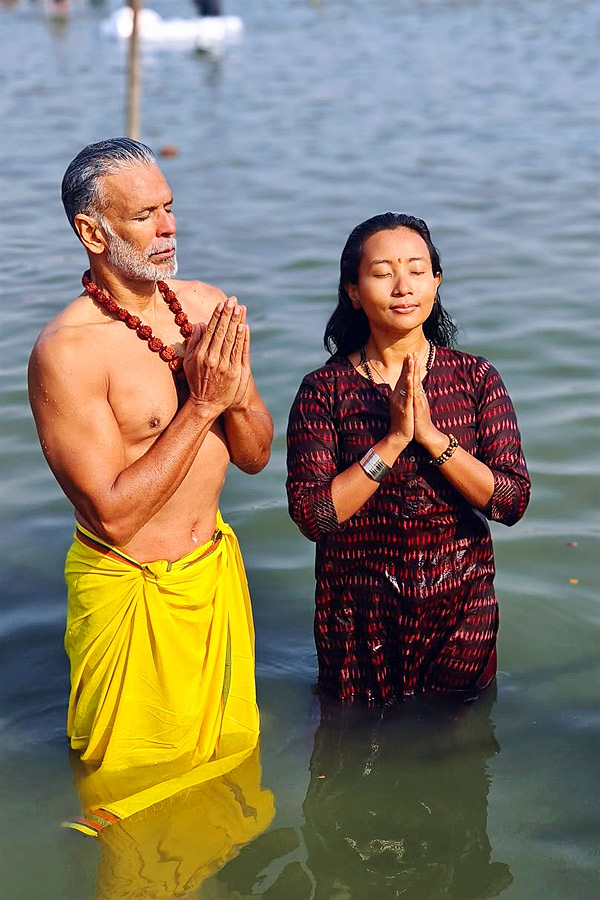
0;1;598;898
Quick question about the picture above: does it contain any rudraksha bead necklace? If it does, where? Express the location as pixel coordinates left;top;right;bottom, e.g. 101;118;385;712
82;271;192;373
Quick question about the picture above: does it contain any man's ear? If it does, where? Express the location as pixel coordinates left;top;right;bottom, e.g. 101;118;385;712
74;214;108;256
346;284;361;310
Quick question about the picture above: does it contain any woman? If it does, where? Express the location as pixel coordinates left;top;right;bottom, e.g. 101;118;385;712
286;213;530;704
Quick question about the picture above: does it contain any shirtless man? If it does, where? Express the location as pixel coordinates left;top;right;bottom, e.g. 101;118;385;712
28;138;273;827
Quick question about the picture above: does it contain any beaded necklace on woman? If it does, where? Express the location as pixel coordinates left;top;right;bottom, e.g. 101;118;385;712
359;340;435;386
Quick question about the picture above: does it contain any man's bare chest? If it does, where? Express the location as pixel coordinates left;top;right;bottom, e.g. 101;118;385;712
110;370;181;447
96;321;184;444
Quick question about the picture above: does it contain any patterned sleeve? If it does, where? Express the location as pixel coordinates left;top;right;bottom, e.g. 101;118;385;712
286;373;346;542
474;359;531;526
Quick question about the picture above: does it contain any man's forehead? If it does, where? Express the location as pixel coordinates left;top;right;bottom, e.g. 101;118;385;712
100;163;172;208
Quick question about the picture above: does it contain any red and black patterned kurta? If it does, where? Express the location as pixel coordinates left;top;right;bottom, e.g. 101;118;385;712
286;347;530;704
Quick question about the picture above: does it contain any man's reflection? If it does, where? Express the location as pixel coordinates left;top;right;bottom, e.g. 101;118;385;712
74;745;274;900
299;686;512;900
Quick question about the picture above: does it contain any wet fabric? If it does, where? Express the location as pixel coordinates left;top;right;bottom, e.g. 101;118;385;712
64;512;259;825
286;348;530;703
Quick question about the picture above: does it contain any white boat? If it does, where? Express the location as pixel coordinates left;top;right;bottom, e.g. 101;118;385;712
100;7;243;51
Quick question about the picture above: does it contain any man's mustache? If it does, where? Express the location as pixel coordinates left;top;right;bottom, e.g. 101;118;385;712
148;238;177;257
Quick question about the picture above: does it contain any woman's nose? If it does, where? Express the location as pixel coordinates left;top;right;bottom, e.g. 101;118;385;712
392;272;412;295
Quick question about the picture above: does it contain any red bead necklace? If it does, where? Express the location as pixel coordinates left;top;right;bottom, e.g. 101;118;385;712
82;271;193;373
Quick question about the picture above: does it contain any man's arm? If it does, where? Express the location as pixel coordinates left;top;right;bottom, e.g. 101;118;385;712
28;304;245;547
222;375;273;474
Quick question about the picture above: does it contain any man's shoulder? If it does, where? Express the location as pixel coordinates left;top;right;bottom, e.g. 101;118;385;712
30;295;103;371
165;278;227;319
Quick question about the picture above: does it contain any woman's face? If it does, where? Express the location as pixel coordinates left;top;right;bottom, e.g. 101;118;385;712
346;227;441;338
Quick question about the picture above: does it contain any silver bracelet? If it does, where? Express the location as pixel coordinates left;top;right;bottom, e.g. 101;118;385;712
358;448;390;483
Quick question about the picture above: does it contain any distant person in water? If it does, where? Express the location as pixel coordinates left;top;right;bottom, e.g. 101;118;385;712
124;0;221;12
125;1;223;19
28;138;272;831
45;0;69;16
192;0;222;15
286;213;530;704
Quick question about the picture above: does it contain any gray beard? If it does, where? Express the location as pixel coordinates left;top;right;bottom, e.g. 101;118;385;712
103;225;178;282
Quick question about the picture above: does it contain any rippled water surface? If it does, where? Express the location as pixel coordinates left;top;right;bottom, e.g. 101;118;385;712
1;1;598;898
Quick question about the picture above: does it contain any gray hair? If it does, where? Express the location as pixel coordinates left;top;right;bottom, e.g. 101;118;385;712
61;137;156;232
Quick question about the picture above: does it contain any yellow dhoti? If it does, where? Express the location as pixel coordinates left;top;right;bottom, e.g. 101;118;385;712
64;512;260;830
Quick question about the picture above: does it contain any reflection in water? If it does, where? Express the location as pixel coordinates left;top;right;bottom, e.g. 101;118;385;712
300;686;512;900
83;745;275;900
213;687;513;899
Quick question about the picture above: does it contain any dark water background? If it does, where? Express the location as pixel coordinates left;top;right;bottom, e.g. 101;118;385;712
0;1;598;898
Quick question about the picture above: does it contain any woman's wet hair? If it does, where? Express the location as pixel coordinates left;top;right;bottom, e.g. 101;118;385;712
324;212;458;357
61;137;156;232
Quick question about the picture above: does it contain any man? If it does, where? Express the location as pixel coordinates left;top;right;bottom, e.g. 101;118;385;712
28;138;273;830
193;0;222;14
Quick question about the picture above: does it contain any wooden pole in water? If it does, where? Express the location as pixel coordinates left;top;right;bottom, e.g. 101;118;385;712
126;0;142;140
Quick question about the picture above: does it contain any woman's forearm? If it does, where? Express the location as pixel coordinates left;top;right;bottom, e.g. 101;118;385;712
331;433;409;522
419;430;495;510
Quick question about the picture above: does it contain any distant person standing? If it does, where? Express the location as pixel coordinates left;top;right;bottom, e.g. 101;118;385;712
193;0;222;15
45;0;70;16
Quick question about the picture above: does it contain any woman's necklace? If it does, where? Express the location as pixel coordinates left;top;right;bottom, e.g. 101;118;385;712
82;271;193;374
360;341;435;386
